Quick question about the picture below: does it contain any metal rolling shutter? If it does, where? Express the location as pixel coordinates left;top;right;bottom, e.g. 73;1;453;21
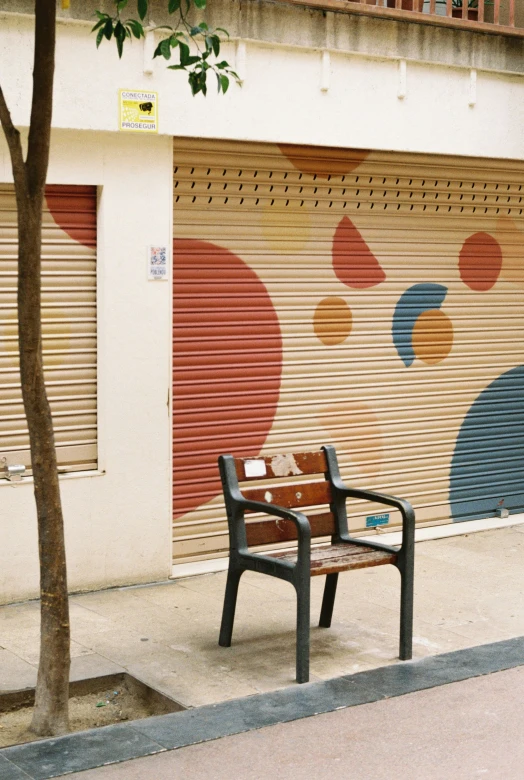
173;138;524;564
0;184;97;475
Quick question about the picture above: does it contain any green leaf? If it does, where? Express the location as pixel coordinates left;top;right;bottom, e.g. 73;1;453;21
103;18;114;40
117;0;128;11
220;74;229;94
96;27;105;47
91;18;106;32
160;37;173;59
211;35;220;57
194;0;207;8
115;21;126;57
127;19;144;39
137;0;148;21
168;0;181;11
179;41;190;66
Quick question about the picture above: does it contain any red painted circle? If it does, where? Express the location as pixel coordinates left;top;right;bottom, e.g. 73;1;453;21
459;232;502;291
45;185;96;248
173;239;283;519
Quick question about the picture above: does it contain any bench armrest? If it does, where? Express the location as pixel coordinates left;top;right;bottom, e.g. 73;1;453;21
331;480;415;560
337;486;414;520
230;497;312;570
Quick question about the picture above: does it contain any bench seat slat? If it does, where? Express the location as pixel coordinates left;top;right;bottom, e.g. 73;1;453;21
267;542;397;576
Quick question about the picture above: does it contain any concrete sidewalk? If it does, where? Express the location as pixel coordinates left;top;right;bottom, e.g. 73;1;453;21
61;666;524;780
2;524;524;709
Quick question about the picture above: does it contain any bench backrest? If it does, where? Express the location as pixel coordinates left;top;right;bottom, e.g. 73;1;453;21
220;449;339;546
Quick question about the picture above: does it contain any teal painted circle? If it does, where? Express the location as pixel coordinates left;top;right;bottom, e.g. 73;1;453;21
449;365;524;521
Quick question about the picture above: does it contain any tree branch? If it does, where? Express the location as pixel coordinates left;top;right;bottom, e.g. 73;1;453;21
0;85;26;191
26;0;56;197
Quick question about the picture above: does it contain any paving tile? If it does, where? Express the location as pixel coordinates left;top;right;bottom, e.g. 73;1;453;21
3;723;165;780
69;653;124;682
126;650;261;706
127;582;210;608
71;590;219;647
0;754;32;779
3;640;93;668
0;649;37;691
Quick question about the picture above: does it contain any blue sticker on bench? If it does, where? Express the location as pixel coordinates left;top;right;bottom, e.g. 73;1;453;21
366;513;390;528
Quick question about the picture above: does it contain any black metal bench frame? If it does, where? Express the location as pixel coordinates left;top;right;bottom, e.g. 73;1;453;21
218;444;415;683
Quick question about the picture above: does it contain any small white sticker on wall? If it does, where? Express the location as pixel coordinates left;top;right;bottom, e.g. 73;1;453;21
148;246;168;280
244;459;267;478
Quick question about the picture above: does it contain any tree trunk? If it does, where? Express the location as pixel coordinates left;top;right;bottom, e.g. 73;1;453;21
0;0;70;736
21;198;71;737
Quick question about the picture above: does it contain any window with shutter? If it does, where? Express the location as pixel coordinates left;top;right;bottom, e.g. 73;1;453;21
0;184;97;477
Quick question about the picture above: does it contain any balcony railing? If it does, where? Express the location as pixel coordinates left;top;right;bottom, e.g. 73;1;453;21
283;0;523;35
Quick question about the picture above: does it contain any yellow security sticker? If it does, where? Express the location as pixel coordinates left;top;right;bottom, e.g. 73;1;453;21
119;90;158;133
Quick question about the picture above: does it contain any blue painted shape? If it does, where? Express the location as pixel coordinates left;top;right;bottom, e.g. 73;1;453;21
450;365;524;521
392;283;448;367
366;513;390;528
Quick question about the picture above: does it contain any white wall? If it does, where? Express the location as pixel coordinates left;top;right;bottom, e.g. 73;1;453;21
1;7;524;601
1;12;524;160
0;129;173;603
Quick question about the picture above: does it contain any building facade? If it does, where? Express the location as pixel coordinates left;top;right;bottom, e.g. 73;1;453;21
1;0;524;602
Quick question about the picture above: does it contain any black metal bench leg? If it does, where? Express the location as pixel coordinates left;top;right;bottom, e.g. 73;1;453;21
319;572;338;628
399;562;414;661
295;579;311;684
219;566;243;647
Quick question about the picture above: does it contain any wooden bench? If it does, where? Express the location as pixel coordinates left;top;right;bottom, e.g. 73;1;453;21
218;445;415;683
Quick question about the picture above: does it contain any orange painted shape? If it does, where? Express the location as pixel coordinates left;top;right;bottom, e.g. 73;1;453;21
278;144;370;179
313;296;353;345
318;402;383;478
412;309;454;365
45;185;97;248
332;216;386;289
173;239;283;519
459;232;502;291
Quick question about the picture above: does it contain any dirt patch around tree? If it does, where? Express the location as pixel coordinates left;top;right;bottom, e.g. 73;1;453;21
0;673;184;748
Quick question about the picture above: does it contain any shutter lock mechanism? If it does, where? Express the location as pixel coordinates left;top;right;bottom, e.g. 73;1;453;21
2;461;26;481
